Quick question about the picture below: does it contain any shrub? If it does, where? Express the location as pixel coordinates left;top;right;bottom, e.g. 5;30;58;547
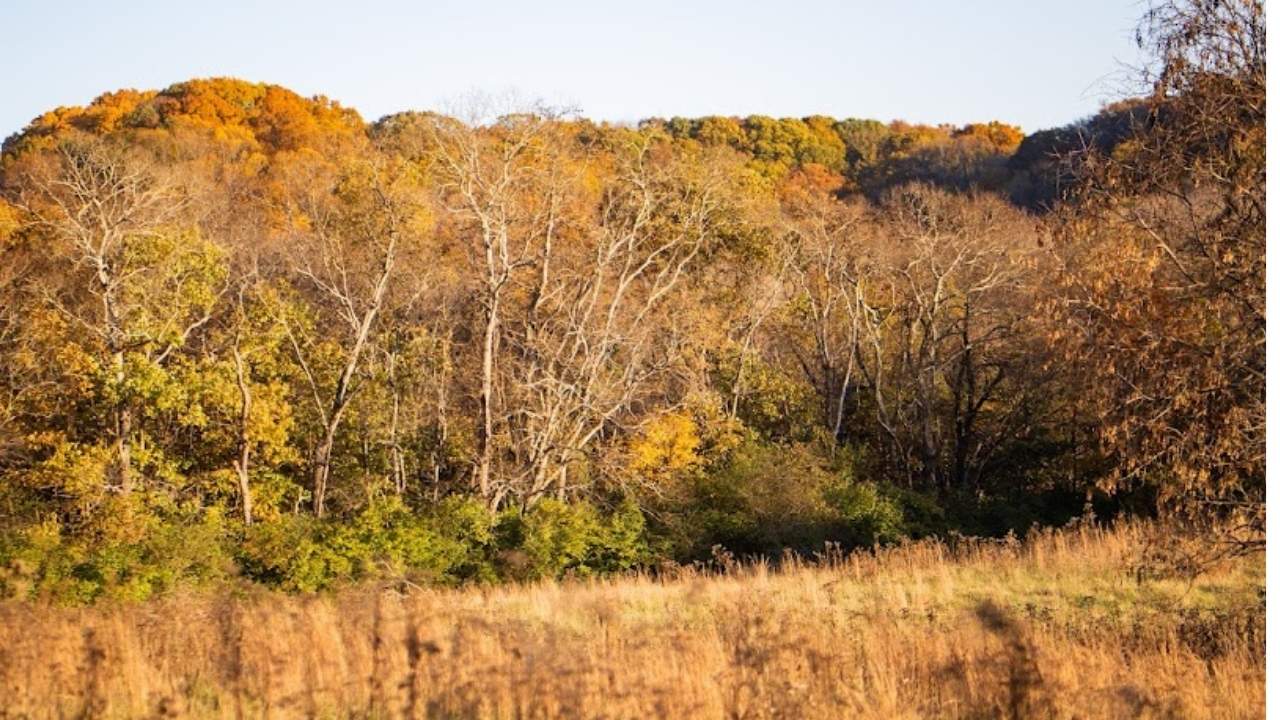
493;499;653;580
230;495;653;591
655;440;837;558
427;495;498;581
0;521;96;603
587;500;650;572
0;507;234;603
654;440;914;559
236;515;340;592
347;496;468;583
237;496;470;592
826;481;904;547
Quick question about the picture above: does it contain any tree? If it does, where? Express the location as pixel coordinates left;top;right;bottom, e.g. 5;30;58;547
1051;0;1265;548
778;168;867;444
411;102;567;505
856;187;1038;492
8;136;224;495
279;151;424;516
501;135;742;505
199;274;298;525
0;199;38;474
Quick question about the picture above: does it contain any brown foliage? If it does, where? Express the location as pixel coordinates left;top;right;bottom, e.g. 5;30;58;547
1047;0;1264;542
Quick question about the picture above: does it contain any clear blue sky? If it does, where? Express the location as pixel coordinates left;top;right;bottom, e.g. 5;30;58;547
2;0;1145;140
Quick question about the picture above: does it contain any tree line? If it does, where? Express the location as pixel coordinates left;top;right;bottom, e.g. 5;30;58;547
0;0;1262;600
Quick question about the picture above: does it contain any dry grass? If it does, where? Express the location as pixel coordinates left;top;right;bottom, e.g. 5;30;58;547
0;521;1263;719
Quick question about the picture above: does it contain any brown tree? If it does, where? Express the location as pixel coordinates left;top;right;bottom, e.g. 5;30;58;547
1051;0;1264;546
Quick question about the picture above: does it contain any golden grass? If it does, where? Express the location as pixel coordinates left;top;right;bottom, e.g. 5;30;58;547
0;521;1263;719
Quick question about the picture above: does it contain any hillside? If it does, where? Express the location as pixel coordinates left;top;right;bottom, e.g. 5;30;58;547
0;0;1263;607
0;2;1266;719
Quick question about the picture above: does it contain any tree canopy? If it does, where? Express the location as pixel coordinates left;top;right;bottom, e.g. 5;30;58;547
0;0;1263;601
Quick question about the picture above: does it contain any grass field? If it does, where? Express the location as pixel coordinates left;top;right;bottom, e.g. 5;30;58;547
0;521;1263;719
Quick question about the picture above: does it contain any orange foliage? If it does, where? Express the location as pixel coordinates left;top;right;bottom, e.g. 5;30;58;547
3;78;364;161
955;121;1025;153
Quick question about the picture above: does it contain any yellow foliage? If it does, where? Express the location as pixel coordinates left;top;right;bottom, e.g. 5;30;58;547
628;412;701;481
0;200;18;243
955;121;1024;152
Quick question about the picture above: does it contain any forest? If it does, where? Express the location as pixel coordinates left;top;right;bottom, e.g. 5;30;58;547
0;0;1263;604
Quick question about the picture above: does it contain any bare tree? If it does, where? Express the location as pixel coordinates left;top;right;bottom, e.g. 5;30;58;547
416;101;567;504
855;187;1036;491
780;182;1041;491
502;136;734;504
780;185;868;444
282;155;418;516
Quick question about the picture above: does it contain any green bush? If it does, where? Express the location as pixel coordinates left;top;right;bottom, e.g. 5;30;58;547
493;499;652;580
587;500;650;572
653;440;915;559
0;521;96;603
236;515;340;592
426;495;498;581
825;481;904;547
0;457;933;603
349;496;468;581
0;507;234;603
237;496;472;592
232;494;652;590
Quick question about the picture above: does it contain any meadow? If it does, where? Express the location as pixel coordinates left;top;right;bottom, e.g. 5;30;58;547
0;520;1263;719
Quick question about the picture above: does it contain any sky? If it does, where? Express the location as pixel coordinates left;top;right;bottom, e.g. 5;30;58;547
2;0;1147;140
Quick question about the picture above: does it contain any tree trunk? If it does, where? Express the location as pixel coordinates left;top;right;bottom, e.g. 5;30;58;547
111;348;133;494
114;406;133;493
312;421;339;517
232;346;254;525
389;388;405;495
476;293;500;501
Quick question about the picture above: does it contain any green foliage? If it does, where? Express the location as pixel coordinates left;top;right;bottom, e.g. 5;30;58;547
495;501;594;579
833;118;891;168
0;508;233;603
880;484;947;538
119;228;228;348
711;350;819;442
658;114;1027;194
589;501;649;572
825;481;905;547
653;440;913;559
238;496;469;592
494;499;651;580
234;495;651;590
424;496;496;580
